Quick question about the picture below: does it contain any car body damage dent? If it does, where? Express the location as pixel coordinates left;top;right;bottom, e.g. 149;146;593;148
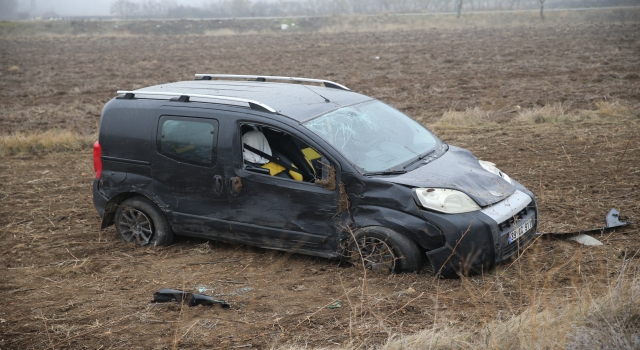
338;182;350;214
381;146;516;206
341;173;445;251
316;163;337;191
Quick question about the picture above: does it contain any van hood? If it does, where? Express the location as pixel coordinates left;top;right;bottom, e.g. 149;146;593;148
381;146;515;207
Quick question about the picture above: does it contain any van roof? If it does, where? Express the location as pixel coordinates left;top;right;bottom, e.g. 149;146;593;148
127;80;372;122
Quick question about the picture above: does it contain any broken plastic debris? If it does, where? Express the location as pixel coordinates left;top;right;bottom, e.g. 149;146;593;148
152;289;229;309
566;234;603;246
327;300;342;309
238;287;252;293
541;208;630;237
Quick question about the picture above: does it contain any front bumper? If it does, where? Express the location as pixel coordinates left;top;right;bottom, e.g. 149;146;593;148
424;188;538;277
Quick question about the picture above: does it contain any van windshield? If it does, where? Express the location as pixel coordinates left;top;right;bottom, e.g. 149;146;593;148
303;100;438;173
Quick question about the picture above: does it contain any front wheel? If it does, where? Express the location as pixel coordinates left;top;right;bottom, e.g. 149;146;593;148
114;197;173;247
348;227;422;274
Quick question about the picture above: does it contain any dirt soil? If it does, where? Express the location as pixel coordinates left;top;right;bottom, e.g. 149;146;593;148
1;22;640;349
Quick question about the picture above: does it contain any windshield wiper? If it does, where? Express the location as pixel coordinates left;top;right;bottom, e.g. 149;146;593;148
366;169;407;176
403;150;436;169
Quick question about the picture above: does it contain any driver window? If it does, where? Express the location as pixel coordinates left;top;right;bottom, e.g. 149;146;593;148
240;124;328;184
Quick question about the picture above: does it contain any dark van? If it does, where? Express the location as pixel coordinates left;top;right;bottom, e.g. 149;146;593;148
93;74;538;276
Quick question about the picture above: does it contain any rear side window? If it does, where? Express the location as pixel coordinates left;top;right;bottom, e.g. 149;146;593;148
158;116;218;166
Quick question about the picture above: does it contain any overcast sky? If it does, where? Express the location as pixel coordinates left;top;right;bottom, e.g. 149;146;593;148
16;0;212;16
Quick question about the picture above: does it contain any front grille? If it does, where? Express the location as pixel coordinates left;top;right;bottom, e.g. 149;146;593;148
497;207;528;232
498;205;537;260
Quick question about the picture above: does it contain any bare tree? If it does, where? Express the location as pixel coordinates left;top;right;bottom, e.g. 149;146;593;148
140;0;177;18
231;0;252;17
456;0;463;18
539;0;545;20
110;0;140;18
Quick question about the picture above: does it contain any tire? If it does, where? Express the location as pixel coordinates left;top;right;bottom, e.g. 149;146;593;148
114;197;173;247
348;226;422;274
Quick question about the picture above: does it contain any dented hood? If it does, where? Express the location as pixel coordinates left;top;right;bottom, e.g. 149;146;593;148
381;146;516;207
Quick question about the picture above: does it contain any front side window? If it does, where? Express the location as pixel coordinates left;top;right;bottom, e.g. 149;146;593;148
240;123;328;184
304;100;439;173
159;117;217;166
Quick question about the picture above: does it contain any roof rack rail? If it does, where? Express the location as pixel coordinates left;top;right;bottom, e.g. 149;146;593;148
194;74;351;91
115;90;276;113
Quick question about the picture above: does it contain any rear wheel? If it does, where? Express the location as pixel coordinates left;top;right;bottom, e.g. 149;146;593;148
348;227;422;274
115;197;173;247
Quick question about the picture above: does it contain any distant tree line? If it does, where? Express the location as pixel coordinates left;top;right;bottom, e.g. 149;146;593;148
105;0;639;18
0;0;634;20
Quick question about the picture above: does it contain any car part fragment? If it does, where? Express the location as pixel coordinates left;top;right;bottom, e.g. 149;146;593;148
540;208;630;237
152;289;230;309
566;234;603;246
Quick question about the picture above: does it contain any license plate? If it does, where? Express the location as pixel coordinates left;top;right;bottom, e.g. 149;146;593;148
508;219;533;244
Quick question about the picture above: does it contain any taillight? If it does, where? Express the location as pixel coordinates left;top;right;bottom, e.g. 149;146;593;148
93;141;102;179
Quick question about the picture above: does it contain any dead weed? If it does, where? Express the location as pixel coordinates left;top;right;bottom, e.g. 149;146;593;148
0;129;95;157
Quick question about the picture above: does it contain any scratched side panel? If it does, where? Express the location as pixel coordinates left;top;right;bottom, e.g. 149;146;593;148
221;112;344;255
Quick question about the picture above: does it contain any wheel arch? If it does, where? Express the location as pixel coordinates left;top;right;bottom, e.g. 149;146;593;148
100;192;166;230
348;206;446;252
346;225;423;273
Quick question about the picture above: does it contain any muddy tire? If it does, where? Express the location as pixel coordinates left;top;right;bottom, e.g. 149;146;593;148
348;227;422;274
115;197;173;247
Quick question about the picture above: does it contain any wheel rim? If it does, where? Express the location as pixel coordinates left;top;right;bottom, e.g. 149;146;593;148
118;208;153;246
351;236;397;274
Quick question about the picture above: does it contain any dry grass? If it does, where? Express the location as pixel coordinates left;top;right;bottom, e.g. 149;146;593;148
432;107;499;128
431;101;639;129
381;272;640;350
591;100;639;119
514;103;582;124
0;129;95;157
274;260;640;350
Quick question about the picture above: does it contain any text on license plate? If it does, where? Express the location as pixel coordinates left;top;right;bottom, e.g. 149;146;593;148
508;219;533;244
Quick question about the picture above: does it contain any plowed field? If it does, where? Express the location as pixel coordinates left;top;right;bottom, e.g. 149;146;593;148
1;21;639;349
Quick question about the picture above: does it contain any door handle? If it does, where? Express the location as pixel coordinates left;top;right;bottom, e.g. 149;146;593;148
213;175;223;195
228;176;242;196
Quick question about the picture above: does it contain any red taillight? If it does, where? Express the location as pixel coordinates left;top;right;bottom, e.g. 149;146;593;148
93;141;102;179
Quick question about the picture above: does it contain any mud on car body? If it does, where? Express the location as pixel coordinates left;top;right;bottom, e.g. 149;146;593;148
92;74;538;277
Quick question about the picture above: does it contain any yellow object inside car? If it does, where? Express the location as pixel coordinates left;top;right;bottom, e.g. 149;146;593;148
261;162;303;181
174;143;195;154
301;147;321;175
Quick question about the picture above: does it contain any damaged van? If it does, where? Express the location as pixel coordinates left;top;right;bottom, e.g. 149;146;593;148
92;74;538;277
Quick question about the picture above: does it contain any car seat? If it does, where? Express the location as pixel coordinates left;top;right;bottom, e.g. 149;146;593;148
242;130;303;181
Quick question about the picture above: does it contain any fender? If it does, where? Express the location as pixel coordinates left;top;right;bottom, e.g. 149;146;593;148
98;185;170;230
349;205;445;251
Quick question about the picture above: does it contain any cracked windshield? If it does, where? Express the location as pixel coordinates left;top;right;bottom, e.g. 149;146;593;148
304;100;438;173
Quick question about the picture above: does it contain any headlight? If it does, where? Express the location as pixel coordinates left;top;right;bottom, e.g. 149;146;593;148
479;160;512;184
413;188;480;214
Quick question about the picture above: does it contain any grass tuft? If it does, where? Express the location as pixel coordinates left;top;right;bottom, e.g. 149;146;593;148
592;100;638;119
432;102;638;129
515;103;582;124
0;129;95;157
432;107;498;128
